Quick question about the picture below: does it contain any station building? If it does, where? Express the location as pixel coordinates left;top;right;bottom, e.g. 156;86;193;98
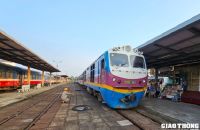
137;14;200;105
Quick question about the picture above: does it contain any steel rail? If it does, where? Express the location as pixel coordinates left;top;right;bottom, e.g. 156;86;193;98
25;94;61;130
115;110;144;130
0;87;62;125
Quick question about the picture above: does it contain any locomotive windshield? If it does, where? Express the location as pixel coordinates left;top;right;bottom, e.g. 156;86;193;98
110;53;129;67
130;55;145;69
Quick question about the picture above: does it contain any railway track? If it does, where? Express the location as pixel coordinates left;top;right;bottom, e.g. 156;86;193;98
76;83;161;130
0;85;65;130
116;109;161;130
116;110;144;130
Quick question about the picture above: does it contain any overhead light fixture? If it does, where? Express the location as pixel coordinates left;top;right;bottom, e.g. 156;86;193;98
158;55;171;59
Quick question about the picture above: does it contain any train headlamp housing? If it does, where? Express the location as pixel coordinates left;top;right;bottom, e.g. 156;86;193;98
117;80;121;84
112;47;117;51
134;49;138;53
143;79;146;83
113;78;116;82
124;45;131;52
134;48;143;55
117;45;121;51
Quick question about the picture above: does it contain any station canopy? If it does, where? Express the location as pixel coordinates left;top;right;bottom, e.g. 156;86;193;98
136;14;200;69
0;30;60;72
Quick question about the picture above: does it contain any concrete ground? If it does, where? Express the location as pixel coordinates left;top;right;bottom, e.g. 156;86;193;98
47;83;139;130
139;97;200;123
0;83;65;108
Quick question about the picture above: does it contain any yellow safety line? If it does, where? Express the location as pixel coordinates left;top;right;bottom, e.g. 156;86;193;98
84;82;146;93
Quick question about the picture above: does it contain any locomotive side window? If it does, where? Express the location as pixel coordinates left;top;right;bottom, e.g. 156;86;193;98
90;63;95;82
130;56;145;69
110;53;128;67
101;59;105;69
0;70;4;79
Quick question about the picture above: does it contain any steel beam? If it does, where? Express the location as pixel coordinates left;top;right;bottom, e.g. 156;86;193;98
146;43;200;62
147;50;200;67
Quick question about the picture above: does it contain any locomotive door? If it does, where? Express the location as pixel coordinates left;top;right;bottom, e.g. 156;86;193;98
100;59;105;84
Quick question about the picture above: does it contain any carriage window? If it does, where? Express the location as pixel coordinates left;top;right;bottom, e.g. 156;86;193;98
130;56;145;69
24;73;27;79
110;53;128;67
32;75;36;79
0;70;4;79
17;73;20;79
101;59;105;69
6;71;12;79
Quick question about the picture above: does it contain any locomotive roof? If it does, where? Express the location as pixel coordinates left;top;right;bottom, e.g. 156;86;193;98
0;30;60;72
135;14;200;68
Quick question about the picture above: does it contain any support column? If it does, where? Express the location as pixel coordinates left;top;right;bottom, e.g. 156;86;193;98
199;72;200;92
42;71;44;87
27;66;30;85
155;67;158;82
49;72;52;86
173;71;175;86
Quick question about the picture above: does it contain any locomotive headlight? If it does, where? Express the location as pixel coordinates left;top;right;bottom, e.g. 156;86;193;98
125;45;131;52
117;80;121;84
143;79;146;83
113;78;116;82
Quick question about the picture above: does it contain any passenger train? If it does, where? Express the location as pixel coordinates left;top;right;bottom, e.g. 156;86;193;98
77;45;147;108
0;62;59;91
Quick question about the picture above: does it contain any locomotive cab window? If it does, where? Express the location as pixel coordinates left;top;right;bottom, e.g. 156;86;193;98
130;56;145;69
110;53;129;67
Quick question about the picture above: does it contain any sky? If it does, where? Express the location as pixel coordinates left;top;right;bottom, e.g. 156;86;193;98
0;0;200;77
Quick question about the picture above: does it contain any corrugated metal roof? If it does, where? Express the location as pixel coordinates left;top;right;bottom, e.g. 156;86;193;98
0;29;60;72
135;14;200;68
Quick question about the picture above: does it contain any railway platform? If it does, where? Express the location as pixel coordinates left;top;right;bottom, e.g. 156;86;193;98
140;96;200;123
0;83;65;108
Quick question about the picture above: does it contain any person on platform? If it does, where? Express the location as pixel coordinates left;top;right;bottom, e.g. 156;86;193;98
149;83;154;98
158;84;163;98
61;88;74;103
159;79;163;85
155;82;160;98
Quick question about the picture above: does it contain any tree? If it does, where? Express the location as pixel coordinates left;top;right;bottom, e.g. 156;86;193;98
70;76;75;82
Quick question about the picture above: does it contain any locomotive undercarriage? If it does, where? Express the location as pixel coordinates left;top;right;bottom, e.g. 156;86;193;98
85;86;104;102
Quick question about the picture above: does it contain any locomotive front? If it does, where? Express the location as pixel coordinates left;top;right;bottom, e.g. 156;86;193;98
102;45;148;108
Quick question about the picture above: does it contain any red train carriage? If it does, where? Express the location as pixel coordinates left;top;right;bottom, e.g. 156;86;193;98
0;62;51;91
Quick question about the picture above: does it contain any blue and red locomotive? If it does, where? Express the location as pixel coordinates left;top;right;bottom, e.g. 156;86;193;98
77;45;147;108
